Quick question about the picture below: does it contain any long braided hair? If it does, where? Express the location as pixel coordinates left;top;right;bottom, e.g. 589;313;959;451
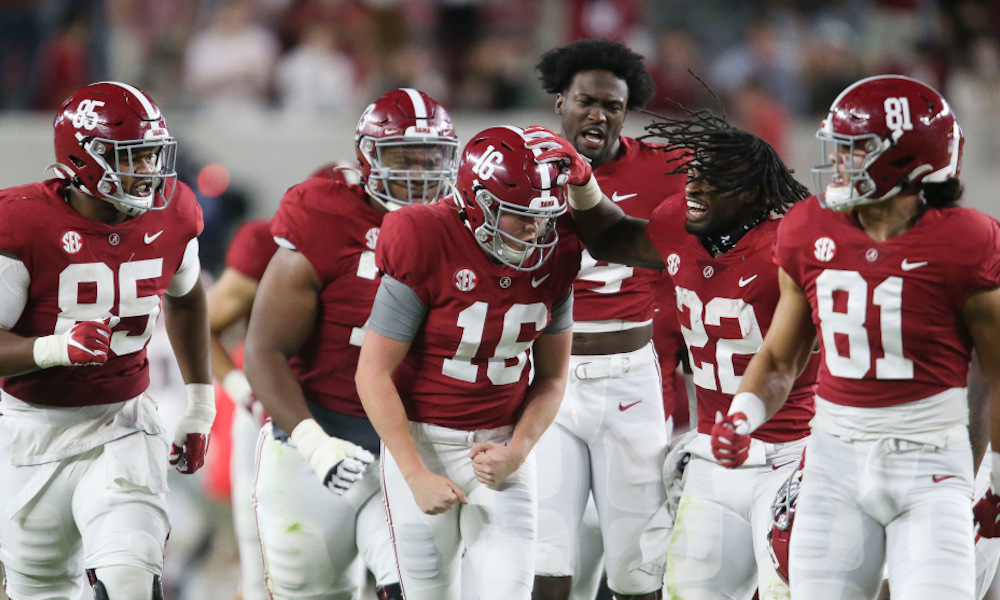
639;109;810;216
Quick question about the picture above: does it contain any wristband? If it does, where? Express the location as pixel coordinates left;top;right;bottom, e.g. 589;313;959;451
222;370;253;407
568;175;603;211
729;392;767;434
290;418;330;463
184;383;217;424
33;334;69;369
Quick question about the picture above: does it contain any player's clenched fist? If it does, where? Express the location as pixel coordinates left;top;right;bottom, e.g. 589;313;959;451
711;411;752;468
405;468;468;515
33;316;120;368
523;125;593;186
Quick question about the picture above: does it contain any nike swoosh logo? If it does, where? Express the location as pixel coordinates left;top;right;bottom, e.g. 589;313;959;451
772;459;798;471
619;400;641;411
901;259;928;271
611;192;637;203
932;474;956;483
144;231;163;244
531;274;550;288
738;275;758;287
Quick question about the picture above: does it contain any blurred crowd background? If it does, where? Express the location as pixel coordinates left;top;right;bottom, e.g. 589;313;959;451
0;1;999;598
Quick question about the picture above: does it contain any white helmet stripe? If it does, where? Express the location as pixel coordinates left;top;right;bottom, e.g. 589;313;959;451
506;125;555;195
401;88;428;127
98;80;159;119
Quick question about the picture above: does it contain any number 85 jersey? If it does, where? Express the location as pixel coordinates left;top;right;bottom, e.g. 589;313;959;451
0;178;203;407
776;197;1000;408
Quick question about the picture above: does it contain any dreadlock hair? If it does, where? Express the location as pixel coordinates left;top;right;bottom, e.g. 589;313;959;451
536;39;655;110
640;109;810;216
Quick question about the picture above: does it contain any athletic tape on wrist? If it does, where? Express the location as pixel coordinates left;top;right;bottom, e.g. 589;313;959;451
33;334;70;369
568;175;603;211
729;392;767;434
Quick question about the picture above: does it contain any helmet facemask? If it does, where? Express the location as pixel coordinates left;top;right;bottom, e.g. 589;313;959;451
62;134;178;217
470;185;566;272
812;129;888;211
362;137;459;211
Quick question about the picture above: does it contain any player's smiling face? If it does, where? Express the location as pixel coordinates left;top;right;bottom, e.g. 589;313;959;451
683;169;750;237
556;70;628;168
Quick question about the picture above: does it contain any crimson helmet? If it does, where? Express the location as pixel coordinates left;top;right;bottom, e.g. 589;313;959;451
768;453;805;584
52;81;177;216
355;88;459;211
811;75;963;211
455;126;568;271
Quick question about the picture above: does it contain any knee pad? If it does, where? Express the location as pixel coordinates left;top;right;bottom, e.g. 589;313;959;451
376;582;403;600
87;567;162;600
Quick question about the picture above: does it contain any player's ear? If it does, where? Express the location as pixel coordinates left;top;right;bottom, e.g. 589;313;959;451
554;95;564;114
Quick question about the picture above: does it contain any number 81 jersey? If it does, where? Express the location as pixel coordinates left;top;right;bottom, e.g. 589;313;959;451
0;179;203;407
776;197;1000;407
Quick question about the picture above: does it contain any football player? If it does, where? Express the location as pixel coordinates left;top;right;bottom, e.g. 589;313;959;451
207;165;358;600
242;88;458;600
0;81;214;600
355;125;581;600
529;112;817;599
531;39;688;600
711;75;1000;600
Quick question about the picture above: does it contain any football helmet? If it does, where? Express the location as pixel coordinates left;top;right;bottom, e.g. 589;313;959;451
455;126;568;271
52;81;177;216
812;74;963;211
355;88;459;211
768;453;805;584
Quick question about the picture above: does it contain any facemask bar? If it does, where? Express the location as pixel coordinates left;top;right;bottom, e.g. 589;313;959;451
366;138;459;210
88;136;178;216
770;464;801;531
472;187;567;272
811;129;885;211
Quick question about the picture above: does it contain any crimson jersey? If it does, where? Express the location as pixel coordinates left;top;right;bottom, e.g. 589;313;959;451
0;178;203;407
573;137;686;324
377;201;581;430
653;276;688;426
225;219;277;281
647;196;816;443
271;178;384;418
777;197;1000;408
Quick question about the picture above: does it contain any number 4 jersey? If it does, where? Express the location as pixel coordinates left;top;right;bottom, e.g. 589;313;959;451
776;197;1000;408
0;178;203;407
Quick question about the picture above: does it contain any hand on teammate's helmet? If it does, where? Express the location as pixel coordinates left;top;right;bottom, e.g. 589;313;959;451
522;125;593;186
711;411;751;468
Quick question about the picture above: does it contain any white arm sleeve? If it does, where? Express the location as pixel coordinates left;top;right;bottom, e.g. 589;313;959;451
167;238;202;297
0;254;30;329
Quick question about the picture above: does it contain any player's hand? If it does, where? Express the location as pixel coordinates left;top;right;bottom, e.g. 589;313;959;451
405;468;468;515
711;411;751;469
663;430;697;518
469;441;525;487
974;490;1000;538
170;384;216;474
222;369;267;426
523;125;593;186
33;316;120;368
290;418;374;495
